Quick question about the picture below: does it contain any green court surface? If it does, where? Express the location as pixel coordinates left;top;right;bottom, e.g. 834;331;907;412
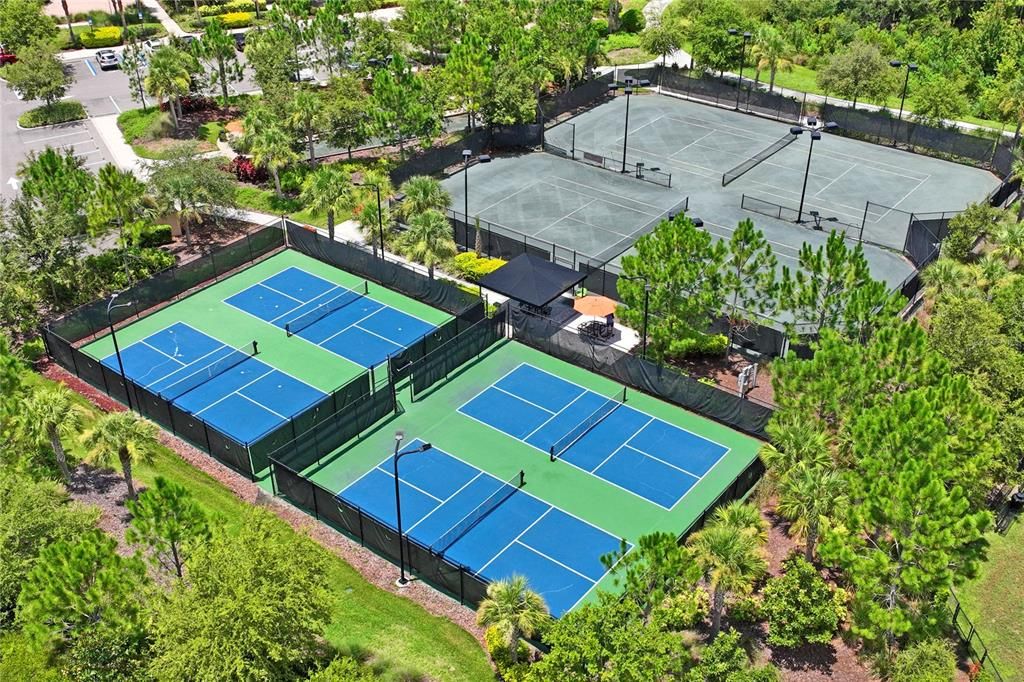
82;250;451;399
301;339;761;607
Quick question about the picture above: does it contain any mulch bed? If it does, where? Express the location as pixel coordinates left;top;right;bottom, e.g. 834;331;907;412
166;216;269;262
670;351;776;405
40;360;488;650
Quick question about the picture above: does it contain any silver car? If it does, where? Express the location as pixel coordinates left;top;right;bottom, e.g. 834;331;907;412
96;49;119;70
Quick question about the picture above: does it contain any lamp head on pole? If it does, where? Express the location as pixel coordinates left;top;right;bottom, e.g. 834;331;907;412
478;154;491;163
395;430;405;444
824;121;839;130
811;130;822;141
889;59;903;68
790;126;803;136
743;32;752;40
727;27;738;35
462;149;471;160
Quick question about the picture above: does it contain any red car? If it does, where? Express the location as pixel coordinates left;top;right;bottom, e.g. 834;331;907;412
0;48;16;67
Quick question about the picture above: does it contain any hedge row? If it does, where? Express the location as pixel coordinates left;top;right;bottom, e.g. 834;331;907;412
198;0;263;16
208;11;253;28
80;26;122;48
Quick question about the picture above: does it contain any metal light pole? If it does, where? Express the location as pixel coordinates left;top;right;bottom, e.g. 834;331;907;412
461;149;492;221
106;293;135;412
609;78;650;174
392;431;432;585
727;29;753;110
356;181;387;259
790;118;839;223
622;275;651;359
889;60;917;145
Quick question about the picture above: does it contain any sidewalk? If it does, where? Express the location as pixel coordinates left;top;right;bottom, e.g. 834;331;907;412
92;113;149;177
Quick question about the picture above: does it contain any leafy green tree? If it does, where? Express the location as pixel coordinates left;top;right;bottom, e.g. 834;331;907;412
482;56;541;125
3;195;83;304
688;0;748;75
890;639;956;682
723;218;777;350
942;203;1007;262
619;215;727;360
369;53;442;159
145;46;192;132
310;0;350;76
0;0;57;51
18;146;95;223
751;25;794;93
476;576;549;665
20;384;86;482
536;0;601;89
819;387;992;650
398;0;462;63
249;123;301;197
59;627;149;682
400;208;457;279
912;73;968;126
762;555;846;647
993;220;1024;264
351;15;403;71
88;164;152;246
197;19;244;107
0;470;99;625
17;530;148;651
125;476;210;578
147;142;238;247
0;247;42;338
81;411;160;501
992;276;1024;351
321;72;370;158
778;230;898;343
444;31;492;130
288;88;326;166
396;175;451;223
687;512;768;637
3;41;71;109
244;26;295;94
532;599;682;680
149;510;331;681
0;631;61;682
121;31;149;112
602;532;700;622
641;20;685;68
300;164;353;241
684;629;749;682
817;40;896;106
711;500;768;543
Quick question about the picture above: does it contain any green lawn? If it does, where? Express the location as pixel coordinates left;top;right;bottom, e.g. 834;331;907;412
958;519;1024;681
24;369;493;681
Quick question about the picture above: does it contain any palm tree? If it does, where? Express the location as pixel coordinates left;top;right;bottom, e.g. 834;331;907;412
89;164;153;247
145;46;192;133
300;164;353;241
400;209;457;279
288;89;322;166
995;219;1024;266
687;519;767;637
249;124;300;197
353;168;395;253
751;25;794;94
920;258;968;301
476;575;549;664
81;411;160;500
971;252;1011;298
708;500;768;544
761;413;831;478
775;463;846;562
21;384;85;482
396;175;451;223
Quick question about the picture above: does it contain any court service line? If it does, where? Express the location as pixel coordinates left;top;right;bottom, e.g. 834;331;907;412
316;307;385;347
492;385;557;415
668;129;718;159
287;267;440;327
405;471;486;535
544;176;663;215
371;463;445;503
236;392;289;420
533;197;599;238
589;416;655;474
140;339;186;364
259;282;306;303
352;322;404;349
523;390;590;441
470;178;548;218
621;444;703;481
515;540;596;583
813;162;859;197
476;508;552;576
872;174;932;221
193;367;274;417
152;340;239;378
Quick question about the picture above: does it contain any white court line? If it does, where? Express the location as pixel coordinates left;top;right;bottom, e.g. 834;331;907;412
193;367;273;416
316;306;385;347
590;417;654;474
492;385;558;415
814;162;859;198
236;391;288;420
533;197;598;239
289;266;437;327
618;443;703;480
515;540;595;583
872;174;932;222
523;390;589;440
83;160;106;168
352;323;406;349
269;282;350;324
370;462;445;503
701;222;801;262
477;509;552;576
668;129;718;159
471;178;548;218
260;281;306;303
140;339;186;364
543;176;663;217
406;472;486;534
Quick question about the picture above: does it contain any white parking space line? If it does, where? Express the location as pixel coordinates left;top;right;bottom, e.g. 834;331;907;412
108;96;121;114
85;59;96;76
22;130;89;144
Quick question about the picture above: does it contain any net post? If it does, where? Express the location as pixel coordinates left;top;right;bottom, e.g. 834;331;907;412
519;470;525;487
252;340;259;355
549;447;555;463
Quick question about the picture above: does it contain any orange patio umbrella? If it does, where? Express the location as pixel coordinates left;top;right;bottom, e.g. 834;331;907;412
573;294;618;317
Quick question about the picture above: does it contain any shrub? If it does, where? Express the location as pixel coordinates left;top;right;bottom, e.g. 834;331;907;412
592;18;609;37
653;589;709;631
890;639;956;682
18;101;87;128
77;248;175;302
118;108;171;143
603;32;643;51
484;626;531;682
80;26;122;48
762;556;846;648
19;338;45;364
229;155;268;184
158;95;215;115
452;252;505;282
138;224;173;248
214;11;253;28
686;629;748;682
727;595;763;625
943;202;1004;262
199;0;262;15
619;8;645;33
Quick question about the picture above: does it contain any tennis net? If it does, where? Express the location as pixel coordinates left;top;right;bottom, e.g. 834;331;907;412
285;282;369;336
431;470;525;553
721;132;796;186
160;340;258;401
549;387;627;461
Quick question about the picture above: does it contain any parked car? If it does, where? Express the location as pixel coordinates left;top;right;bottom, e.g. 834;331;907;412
96;49;119;70
233;32;246;51
289;67;315;82
0;46;16;66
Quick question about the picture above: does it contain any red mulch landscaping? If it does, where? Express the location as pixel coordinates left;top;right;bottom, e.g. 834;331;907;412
671;351;776;406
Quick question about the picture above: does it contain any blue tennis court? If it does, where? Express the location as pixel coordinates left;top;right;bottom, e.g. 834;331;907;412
339;441;627;616
224;266;437;368
99;322;324;444
458;364;730;509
